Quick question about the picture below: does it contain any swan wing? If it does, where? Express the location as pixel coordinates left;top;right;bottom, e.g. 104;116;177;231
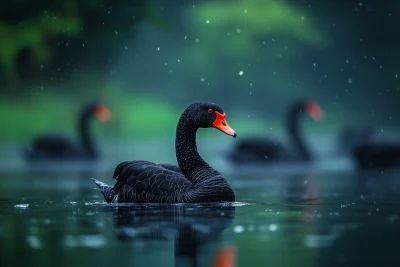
112;160;192;203
158;163;182;173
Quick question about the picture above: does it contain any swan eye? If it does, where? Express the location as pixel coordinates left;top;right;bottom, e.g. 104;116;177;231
208;109;213;114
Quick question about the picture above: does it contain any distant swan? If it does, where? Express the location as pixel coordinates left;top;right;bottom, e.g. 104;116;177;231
24;102;110;161
227;100;323;164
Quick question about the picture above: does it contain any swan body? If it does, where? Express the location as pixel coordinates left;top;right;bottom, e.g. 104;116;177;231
353;141;400;170
92;101;237;203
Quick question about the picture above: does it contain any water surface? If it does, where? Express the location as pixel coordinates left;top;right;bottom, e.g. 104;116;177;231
1;142;400;267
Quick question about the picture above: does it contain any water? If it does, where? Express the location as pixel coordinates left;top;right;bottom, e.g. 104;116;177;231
1;141;400;267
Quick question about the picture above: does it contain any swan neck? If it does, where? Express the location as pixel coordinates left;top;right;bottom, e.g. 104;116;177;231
287;106;311;161
175;115;214;184
78;111;96;156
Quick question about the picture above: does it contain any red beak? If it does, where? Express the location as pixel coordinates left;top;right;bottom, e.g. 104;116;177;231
213;111;237;138
305;101;323;121
95;105;111;122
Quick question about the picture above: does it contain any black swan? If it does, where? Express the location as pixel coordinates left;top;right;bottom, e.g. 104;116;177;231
112;205;236;267
227;100;323;164
92;101;237;203
352;141;400;170
24;102;110;161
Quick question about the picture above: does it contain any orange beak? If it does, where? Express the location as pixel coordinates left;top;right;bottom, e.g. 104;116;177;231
213;111;236;138
95;105;111;122
305;101;323;121
213;246;236;267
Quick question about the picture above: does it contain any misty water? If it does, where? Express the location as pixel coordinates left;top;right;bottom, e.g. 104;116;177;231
1;140;400;267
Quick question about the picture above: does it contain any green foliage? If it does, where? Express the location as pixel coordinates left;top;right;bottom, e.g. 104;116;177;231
0;0;165;86
172;0;328;102
0;0;332;141
0;84;175;141
0;14;80;83
0;78;280;141
188;0;325;56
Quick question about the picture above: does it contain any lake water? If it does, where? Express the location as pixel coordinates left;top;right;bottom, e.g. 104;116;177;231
1;141;400;267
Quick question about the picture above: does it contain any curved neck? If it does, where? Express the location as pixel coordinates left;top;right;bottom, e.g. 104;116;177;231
175;115;218;185
77;112;96;156
287;107;312;161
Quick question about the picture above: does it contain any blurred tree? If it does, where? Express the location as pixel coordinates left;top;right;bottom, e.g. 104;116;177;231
0;0;164;94
169;0;326;106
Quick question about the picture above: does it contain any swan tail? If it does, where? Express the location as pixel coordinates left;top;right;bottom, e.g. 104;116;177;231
91;178;116;203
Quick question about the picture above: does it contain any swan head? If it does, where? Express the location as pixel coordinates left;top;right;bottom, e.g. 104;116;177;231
85;102;111;122
305;101;323;121
184;102;237;138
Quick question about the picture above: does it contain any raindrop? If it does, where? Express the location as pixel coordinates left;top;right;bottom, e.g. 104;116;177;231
27;236;42;249
348;78;353;84
206;20;210;24
239;70;244;76
15;204;29;209
233;225;244;233
268;224;278;231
